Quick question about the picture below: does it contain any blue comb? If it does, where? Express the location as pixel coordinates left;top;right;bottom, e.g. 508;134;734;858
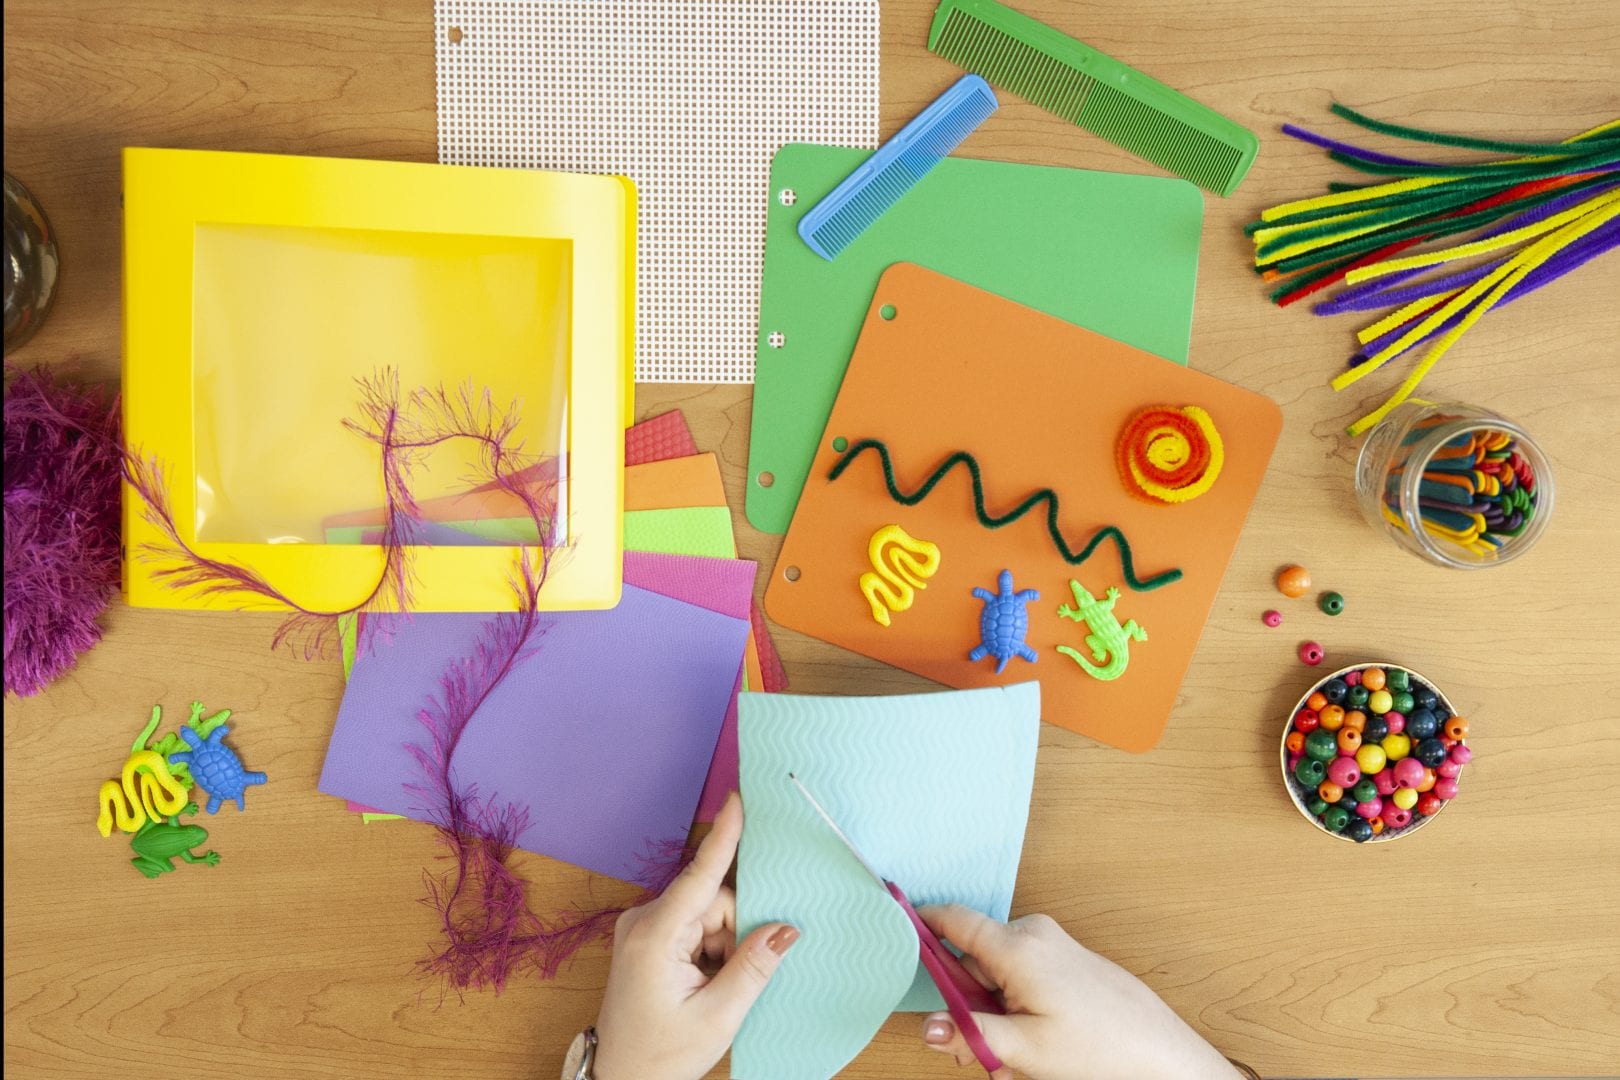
797;74;998;260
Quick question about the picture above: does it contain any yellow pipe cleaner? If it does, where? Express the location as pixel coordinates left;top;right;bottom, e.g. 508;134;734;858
1344;190;1620;285
1344;199;1620;435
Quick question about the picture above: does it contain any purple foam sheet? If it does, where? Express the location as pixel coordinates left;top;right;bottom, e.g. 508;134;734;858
318;584;751;882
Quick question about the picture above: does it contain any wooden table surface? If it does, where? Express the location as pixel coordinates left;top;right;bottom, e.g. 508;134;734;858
5;2;1619;1077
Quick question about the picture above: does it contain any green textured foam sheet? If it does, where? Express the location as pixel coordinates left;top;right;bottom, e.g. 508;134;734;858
746;143;1203;535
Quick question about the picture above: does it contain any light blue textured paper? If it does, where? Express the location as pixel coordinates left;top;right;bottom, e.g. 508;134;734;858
734;682;1041;1080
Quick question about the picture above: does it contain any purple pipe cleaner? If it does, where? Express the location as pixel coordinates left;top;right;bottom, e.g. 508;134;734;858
1282;124;1439;169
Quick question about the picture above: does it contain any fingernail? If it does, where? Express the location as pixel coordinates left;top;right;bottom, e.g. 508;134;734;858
923;1015;955;1045
766;925;800;956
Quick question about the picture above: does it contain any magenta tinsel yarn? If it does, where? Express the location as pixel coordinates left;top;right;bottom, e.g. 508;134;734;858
3;365;123;696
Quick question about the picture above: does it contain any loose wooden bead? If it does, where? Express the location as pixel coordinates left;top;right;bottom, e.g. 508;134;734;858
1299;641;1324;665
1444;715;1470;741
1277;565;1311;597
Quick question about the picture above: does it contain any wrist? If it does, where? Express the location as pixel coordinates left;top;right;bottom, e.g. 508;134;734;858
560;1026;597;1080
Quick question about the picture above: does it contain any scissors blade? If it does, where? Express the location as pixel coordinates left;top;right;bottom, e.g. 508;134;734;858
788;773;889;890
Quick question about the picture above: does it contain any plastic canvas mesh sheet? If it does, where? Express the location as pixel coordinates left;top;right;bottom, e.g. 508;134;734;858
435;0;880;383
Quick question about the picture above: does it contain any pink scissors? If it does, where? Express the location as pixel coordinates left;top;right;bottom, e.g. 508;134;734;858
789;773;1006;1075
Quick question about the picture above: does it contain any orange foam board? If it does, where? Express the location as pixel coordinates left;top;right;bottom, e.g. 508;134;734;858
765;264;1283;751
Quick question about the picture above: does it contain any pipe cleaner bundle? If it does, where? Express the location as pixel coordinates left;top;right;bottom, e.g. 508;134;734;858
1251;105;1620;435
3;365;123;697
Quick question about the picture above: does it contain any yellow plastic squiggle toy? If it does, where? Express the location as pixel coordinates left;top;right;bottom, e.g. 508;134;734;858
859;524;942;627
96;750;189;837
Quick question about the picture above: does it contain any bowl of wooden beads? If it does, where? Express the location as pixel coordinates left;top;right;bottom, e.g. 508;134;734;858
1280;662;1470;843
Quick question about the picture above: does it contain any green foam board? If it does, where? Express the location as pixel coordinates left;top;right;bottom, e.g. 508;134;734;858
746;143;1203;534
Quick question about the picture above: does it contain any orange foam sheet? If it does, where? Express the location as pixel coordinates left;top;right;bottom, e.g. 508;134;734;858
766;265;1282;751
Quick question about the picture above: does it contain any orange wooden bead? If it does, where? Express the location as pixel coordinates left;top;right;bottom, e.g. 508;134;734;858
1286;731;1306;754
1337;727;1362;754
1317;780;1344;803
1342;709;1365;733
1361;667;1387;692
1416;767;1438;793
1319;707;1345;732
1444;715;1469;741
1277;565;1312;598
1370;817;1385;835
1307;691;1329;711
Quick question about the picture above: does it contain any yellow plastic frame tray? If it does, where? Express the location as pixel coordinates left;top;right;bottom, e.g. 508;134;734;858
122;148;635;612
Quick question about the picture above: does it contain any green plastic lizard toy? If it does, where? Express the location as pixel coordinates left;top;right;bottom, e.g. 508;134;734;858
128;802;220;878
137;702;233;790
1055;580;1147;682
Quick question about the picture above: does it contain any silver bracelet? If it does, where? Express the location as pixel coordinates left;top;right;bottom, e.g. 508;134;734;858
561;1026;598;1080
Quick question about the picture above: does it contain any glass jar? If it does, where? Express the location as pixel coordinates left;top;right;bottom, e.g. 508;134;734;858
3;172;60;354
1355;401;1553;569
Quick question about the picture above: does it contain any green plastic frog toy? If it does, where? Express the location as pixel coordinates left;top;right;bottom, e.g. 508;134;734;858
128;802;220;878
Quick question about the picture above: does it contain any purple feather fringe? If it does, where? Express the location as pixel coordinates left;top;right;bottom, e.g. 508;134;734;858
3;364;123;697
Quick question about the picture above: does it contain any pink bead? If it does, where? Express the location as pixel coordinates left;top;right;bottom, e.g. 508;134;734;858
1437;760;1462;778
1392;757;1426;789
1373;768;1397;796
1433;777;1459;800
1343;669;1362;687
1449;744;1473;765
1382;807;1412;829
1263;609;1282;627
1299;641;1324;666
1354;796;1383;820
1383;710;1405;732
1287;753;1303;771
1326;756;1361;789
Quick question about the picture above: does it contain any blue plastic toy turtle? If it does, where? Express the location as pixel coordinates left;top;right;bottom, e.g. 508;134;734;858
168;725;267;814
969;569;1040;674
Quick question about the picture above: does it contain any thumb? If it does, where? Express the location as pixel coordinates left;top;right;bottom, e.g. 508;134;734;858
697;922;800;1033
922;1011;1031;1079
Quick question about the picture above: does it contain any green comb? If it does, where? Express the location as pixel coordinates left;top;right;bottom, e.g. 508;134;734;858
927;0;1259;196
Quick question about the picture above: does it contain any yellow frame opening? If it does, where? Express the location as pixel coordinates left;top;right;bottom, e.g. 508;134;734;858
122;148;634;612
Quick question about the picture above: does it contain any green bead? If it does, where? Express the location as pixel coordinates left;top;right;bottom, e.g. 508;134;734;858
1294;757;1327;786
1307;797;1329;816
1347;685;1370;708
1391;691;1415;714
1388;669;1411;692
1321;806;1351;832
1305;729;1339;762
1352;778;1379;803
1319;591;1345;616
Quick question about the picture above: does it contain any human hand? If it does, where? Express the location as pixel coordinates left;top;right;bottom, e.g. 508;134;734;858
916;905;1240;1080
593;792;799;1080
